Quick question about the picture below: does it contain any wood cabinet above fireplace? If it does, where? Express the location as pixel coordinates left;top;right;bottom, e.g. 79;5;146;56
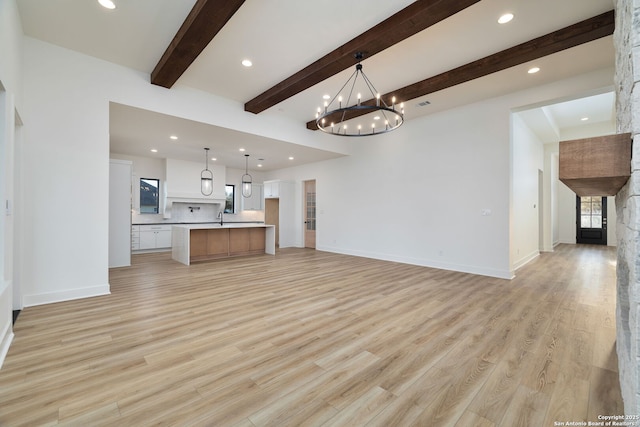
559;133;632;196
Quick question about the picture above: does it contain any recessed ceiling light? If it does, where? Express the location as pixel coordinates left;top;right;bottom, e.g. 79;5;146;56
211;157;217;161
150;149;158;153
169;135;178;140
241;59;253;67
581;117;589;121
98;0;116;9
257;164;263;168
288;156;294;160
498;13;514;24
323;94;331;100
528;67;540;74
239;148;246;152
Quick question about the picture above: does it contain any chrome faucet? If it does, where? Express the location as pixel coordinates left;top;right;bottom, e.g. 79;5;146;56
217;211;224;226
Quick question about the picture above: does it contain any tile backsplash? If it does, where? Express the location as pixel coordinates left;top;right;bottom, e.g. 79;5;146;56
132;202;264;224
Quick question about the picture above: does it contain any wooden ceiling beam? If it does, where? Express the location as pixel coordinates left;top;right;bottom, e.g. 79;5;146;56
151;0;245;88
244;0;482;114
306;10;615;130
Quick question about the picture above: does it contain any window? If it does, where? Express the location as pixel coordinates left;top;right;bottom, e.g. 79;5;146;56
224;184;235;213
580;196;603;228
140;178;160;214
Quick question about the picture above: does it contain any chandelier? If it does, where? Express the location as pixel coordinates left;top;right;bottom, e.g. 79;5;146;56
315;53;404;137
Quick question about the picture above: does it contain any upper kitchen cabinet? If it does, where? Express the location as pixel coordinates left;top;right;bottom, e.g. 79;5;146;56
241;184;264;211
264;181;280;198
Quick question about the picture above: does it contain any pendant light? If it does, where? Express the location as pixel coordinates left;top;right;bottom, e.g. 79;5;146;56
242;154;252;198
201;148;213;196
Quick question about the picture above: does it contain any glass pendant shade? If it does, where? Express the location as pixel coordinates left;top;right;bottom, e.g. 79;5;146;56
242;179;252;198
201;148;213;196
242;154;252;198
201;171;213;196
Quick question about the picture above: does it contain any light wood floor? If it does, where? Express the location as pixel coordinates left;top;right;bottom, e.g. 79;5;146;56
0;244;622;426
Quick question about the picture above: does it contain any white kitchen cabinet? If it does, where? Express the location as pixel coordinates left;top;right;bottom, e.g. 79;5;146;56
131;225;140;250
137;224;172;250
264;181;280;198
241;184;263;211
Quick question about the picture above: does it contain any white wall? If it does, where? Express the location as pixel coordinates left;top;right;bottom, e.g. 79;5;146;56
14;26;615;310
511;113;544;269
20;35;327;306
0;0;23;367
265;68;614;279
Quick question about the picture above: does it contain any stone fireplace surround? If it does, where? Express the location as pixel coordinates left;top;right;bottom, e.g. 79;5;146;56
615;0;640;415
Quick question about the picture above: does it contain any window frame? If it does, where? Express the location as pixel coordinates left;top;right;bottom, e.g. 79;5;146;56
224;184;235;214
139;177;160;214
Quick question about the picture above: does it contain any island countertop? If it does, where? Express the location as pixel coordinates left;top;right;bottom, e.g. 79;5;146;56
171;222;267;229
171;223;275;265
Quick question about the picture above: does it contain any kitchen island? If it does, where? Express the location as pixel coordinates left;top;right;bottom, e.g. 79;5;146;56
171;223;275;265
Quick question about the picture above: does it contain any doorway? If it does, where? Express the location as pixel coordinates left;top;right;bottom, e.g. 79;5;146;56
304;180;316;249
576;196;607;245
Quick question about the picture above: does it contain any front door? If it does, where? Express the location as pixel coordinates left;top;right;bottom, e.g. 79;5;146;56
304;180;316;249
576;196;607;245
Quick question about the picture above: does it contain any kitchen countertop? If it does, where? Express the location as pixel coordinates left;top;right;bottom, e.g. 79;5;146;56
133;221;265;226
172;223;271;229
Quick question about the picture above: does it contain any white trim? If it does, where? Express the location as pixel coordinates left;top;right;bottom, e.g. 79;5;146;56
513;250;540;271
23;284;110;307
317;245;515;280
0;321;14;370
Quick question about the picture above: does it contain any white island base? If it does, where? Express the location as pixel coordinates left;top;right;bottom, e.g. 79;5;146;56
172;223;275;266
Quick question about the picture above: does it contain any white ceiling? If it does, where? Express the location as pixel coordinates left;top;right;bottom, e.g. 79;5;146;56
16;0;616;170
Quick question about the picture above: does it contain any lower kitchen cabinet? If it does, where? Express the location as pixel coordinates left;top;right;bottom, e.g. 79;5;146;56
136;225;172;250
229;228;266;255
190;229;229;261
131;226;140;250
189;227;266;262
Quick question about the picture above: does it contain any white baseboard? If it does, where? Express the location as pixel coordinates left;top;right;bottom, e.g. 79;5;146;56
513;250;540;271
0;321;14;370
316;245;514;280
23;284;110;307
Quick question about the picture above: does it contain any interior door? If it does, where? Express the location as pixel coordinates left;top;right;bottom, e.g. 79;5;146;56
576;196;607;245
304;180;316;249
